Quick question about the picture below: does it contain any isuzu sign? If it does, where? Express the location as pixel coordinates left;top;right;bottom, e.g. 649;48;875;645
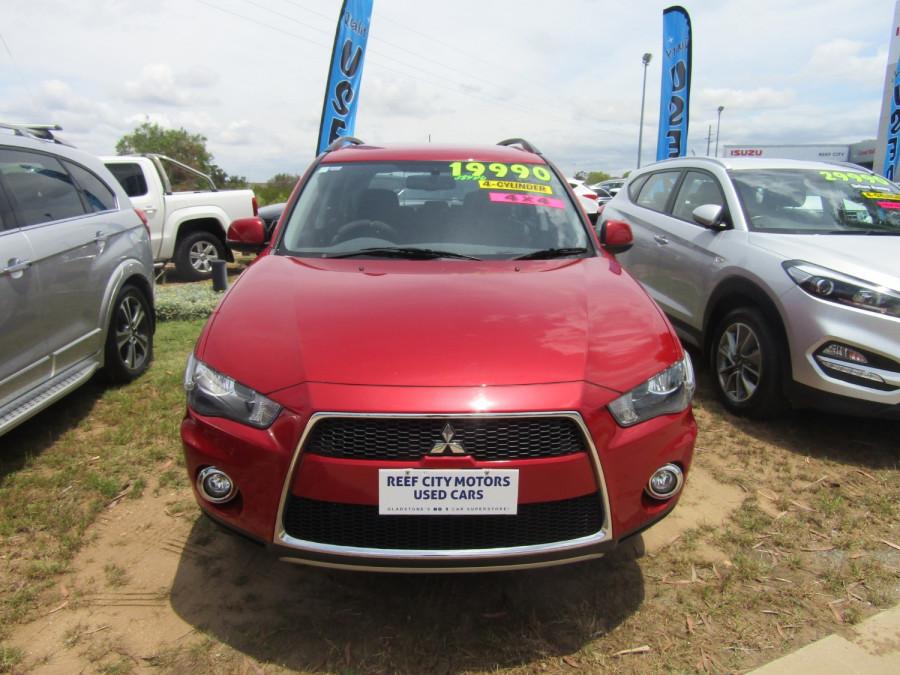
656;6;692;161
724;145;850;162
316;0;373;155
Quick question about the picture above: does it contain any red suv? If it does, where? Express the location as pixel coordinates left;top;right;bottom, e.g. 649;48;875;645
181;138;697;571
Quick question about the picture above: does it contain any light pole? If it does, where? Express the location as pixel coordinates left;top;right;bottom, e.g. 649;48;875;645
714;105;724;157
637;52;652;168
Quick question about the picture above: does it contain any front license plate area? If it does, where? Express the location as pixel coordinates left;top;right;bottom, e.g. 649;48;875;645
379;469;519;515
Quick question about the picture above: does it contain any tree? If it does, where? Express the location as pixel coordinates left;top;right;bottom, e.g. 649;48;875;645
585;171;612;185
116;122;246;188
255;173;301;206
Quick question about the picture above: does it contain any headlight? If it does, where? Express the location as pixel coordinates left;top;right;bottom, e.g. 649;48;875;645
184;353;282;428
608;353;695;427
783;261;900;318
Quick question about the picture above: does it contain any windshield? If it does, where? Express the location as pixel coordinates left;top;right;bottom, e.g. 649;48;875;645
731;168;900;234
277;160;592;259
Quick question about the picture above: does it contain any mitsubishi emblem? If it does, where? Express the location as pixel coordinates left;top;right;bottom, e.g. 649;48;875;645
430;423;465;455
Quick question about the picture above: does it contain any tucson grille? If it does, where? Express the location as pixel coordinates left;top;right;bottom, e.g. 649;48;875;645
282;493;604;550
303;416;587;461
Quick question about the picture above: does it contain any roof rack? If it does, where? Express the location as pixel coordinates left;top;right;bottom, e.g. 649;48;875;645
0;122;72;146
324;136;365;153
497;138;542;155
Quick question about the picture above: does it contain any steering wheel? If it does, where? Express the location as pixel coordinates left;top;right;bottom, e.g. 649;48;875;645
331;219;399;245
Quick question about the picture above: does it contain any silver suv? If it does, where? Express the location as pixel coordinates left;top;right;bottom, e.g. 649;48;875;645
0;125;155;436
601;157;899;419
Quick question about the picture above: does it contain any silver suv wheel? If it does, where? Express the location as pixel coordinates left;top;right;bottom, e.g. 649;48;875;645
716;321;761;403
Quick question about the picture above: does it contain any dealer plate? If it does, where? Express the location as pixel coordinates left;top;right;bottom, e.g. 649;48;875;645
378;469;519;515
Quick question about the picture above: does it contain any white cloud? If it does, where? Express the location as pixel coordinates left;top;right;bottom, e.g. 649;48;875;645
0;0;892;180
697;87;796;111
807;39;887;82
124;63;218;106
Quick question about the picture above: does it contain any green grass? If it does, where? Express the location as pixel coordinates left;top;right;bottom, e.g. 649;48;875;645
0;320;203;642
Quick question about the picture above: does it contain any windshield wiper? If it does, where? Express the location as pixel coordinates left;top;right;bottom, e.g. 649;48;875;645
329;247;481;260
514;247;590;260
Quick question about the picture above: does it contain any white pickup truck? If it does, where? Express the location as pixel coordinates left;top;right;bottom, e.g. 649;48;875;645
102;154;257;280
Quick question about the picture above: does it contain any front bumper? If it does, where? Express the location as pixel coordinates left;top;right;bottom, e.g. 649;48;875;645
181;381;696;571
781;286;900;413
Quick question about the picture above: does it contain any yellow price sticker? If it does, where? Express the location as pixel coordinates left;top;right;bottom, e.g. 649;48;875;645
478;180;552;194
450;161;553;182
861;191;900;201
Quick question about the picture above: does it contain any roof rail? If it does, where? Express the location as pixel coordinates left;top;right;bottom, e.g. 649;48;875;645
324;136;365;153
497;138;542;155
0;122;72;146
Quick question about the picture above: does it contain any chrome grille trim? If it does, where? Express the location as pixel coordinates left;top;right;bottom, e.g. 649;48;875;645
273;411;613;562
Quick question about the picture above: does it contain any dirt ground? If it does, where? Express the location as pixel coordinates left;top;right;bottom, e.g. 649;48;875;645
6;462;745;675
2;350;897;674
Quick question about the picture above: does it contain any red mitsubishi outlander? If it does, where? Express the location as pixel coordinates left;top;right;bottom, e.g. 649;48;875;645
181;138;696;571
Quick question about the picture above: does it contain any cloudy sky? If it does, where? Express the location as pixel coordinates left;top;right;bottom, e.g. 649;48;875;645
1;0;892;181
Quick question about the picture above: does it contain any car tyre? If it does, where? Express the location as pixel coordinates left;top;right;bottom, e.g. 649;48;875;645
175;231;226;281
710;307;786;418
101;284;153;384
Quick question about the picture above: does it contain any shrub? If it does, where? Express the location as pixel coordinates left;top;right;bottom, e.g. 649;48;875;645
155;283;222;322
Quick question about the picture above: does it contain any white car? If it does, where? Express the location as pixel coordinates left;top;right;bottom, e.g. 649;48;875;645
103;155;258;280
601;156;900;419
566;179;599;221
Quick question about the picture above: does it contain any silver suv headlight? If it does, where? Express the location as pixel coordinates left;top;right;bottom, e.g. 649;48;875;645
184;353;282;428
608;353;695;427
783;261;900;318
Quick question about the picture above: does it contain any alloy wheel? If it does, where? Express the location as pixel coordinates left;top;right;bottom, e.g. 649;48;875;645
115;295;150;371
189;240;219;273
716;321;762;403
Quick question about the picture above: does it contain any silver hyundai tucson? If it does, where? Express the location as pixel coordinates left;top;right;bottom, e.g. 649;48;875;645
0;125;155;437
601;157;899;419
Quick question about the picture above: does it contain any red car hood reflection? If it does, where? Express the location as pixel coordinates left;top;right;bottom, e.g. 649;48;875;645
198;254;681;395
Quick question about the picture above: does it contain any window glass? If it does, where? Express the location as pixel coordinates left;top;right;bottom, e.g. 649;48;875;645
627;174;650;201
730;169;900;234
0;148;85;226
106;162;148;197
279;160;591;259
0;186;10;230
672;171;724;222
64;161;116;212
636;172;680;212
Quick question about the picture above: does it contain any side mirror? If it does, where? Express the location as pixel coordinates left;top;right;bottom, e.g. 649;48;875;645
227;217;268;253
599;219;633;255
692;204;725;229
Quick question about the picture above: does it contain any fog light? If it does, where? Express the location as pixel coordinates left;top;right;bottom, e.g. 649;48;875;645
646;464;684;500
197;467;237;503
819;343;867;364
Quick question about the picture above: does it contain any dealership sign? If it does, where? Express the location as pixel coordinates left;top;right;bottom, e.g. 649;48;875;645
724;145;849;162
656;6;692;161
875;1;900;177
316;0;373;155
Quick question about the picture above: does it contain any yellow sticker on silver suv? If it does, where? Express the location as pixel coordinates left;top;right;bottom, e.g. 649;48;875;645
862;191;900;201
478;180;552;194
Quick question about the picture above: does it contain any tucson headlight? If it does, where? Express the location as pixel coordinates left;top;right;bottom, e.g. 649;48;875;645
184;353;282;428
608;353;695;427
783;261;900;318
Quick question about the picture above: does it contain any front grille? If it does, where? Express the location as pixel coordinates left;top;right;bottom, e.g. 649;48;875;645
282;493;604;550
303;417;587;461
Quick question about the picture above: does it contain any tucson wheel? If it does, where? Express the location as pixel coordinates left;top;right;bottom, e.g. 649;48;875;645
710;307;786;418
102;284;153;383
175;232;226;281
